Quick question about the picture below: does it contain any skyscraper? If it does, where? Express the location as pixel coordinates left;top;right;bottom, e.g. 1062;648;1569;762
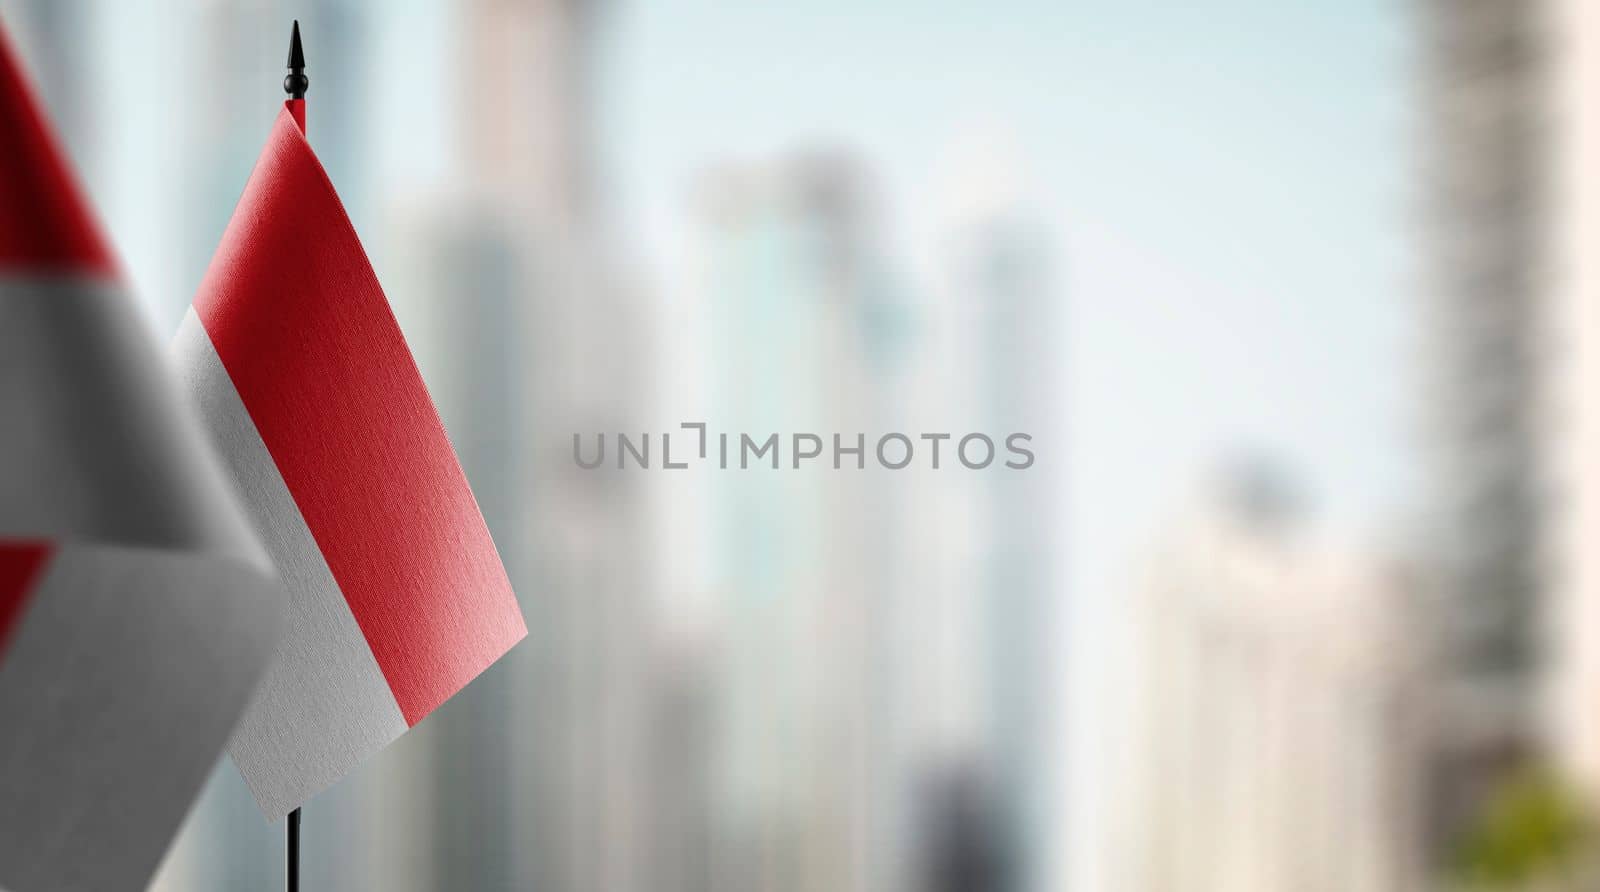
1108;466;1428;892
1542;0;1600;816
1415;0;1550;847
451;2;655;890
947;187;1061;892
689;152;911;892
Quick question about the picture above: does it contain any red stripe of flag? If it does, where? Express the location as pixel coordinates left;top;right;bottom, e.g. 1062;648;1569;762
193;108;522;726
0;28;114;273
0;542;51;658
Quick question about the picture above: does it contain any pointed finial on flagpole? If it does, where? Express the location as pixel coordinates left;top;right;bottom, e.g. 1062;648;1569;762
284;20;308;99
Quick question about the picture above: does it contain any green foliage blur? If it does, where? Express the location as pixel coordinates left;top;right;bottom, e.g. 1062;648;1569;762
1450;768;1596;890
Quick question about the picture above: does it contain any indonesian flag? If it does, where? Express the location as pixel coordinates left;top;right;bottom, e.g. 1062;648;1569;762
173;100;527;817
0;26;283;892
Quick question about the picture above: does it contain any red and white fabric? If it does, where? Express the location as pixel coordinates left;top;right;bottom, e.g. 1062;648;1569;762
174;104;527;818
0;25;282;892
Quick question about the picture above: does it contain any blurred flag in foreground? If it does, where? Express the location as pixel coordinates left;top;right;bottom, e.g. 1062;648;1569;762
0;25;283;892
173;100;527;818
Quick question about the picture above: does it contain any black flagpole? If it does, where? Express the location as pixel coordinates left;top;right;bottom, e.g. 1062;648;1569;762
287;807;302;892
283;21;306;892
286;20;308;101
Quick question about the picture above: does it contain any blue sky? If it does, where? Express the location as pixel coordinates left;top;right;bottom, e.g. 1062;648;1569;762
600;0;1411;578
601;9;1409;878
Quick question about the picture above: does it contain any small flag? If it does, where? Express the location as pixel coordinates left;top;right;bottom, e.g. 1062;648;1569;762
0;25;283;892
174;101;527;817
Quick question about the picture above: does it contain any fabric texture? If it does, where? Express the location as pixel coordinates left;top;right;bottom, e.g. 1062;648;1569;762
176;310;407;818
0;25;283;892
178;104;526;817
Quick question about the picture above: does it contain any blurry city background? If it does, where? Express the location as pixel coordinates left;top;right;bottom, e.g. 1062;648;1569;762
8;0;1600;890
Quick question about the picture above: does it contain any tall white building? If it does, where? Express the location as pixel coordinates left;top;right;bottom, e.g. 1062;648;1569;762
688;153;911;892
443;3;655;890
1415;0;1553;855
1545;0;1600;816
948;190;1060;892
1107;467;1428;892
897;134;1062;892
1417;0;1548;705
